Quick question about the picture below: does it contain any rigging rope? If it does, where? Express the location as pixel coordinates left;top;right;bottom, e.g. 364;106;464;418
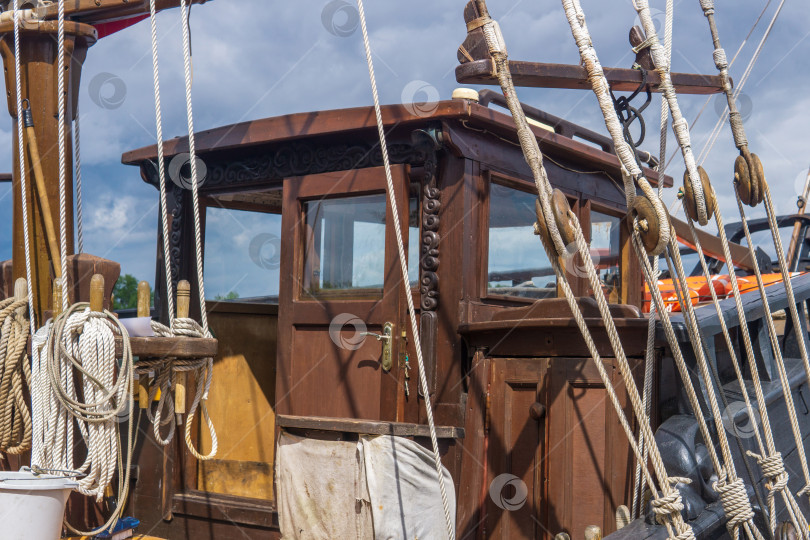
136;0;218;459
697;0;786;166
634;0;673;519
561;0;771;537
12;0;36;336
682;199;809;537
74;108;84;254
355;1;455;537
57;0;69;313
472;3;696;539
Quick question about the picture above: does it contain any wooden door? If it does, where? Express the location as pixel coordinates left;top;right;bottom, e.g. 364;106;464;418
277;165;411;421
545;357;633;539
486;358;547;540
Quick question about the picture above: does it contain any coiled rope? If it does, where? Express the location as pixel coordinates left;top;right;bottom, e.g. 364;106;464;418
42;304;135;536
0;291;31;456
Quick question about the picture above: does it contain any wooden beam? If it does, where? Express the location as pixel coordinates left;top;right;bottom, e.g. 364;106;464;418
670;215;756;272
456;59;727;95
276;414;465;439
17;0;210;26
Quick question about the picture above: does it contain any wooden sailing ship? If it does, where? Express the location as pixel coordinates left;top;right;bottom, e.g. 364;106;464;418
0;1;808;539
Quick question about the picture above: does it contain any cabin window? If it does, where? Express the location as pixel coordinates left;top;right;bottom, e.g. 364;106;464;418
487;182;556;299
589;210;621;302
302;194;418;297
203;206;282;302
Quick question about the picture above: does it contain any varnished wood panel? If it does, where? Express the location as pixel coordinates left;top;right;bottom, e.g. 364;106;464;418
486;358;546;540
196;309;277;500
546;358;634;539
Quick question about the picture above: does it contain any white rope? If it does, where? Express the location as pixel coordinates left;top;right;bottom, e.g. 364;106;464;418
178;0;208;333
74;108;83;254
148;0;177;323
150;318;217;459
43;305;135;536
12;1;36;335
682;201;809;538
57;0;69;313
355;1;454;537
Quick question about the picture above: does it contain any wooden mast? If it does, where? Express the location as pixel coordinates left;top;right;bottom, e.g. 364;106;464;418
0;1;207;323
0;20;94;321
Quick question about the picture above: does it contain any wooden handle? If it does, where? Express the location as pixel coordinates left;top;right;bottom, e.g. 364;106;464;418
90;274;104;312
14;278;27;317
25;124;62;279
584;526;602;540
176;279;190;319
52;279;62;316
137;281;151;318
175;280;191;416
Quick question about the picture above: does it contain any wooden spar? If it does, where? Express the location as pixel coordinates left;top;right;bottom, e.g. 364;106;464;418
23;101;62;278
455;59;728;95
0;21;95;322
0;1;205;324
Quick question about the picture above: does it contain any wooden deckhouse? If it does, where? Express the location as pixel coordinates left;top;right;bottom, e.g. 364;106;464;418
121;89;672;539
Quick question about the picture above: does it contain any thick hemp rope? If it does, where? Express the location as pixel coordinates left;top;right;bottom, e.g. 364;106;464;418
560;1;766;536
630;0;710;225
356;1;455;537
560;0;670;254
0;293;31;456
472;3;697;538
680;200;808;538
634;0;673;519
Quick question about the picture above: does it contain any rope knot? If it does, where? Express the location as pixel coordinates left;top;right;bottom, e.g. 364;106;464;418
712;476;754;529
748;451;789;492
651;477;690;524
699;0;715;15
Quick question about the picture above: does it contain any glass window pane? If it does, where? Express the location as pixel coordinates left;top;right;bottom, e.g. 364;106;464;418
408;198;419;286
204;207;282;302
590;210;621;302
487;183;555;299
304;194;387;295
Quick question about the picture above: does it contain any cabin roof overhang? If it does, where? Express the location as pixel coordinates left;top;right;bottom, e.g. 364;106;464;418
122;99;671;188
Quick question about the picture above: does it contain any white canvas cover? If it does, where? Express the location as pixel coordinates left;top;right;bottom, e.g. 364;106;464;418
276;431;456;540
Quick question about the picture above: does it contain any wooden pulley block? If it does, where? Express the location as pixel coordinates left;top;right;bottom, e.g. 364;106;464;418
734;151;765;207
457;1;489;64
629;26;655;71
776;521;798;540
533;189;577;251
682;166;716;224
630;195;668;255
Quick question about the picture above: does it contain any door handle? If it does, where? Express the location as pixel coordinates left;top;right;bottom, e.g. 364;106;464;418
361;322;394;371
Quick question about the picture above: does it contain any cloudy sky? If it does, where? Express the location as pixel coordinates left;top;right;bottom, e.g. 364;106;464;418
0;0;807;295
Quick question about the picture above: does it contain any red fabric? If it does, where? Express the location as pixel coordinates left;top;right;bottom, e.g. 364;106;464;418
95;14;149;39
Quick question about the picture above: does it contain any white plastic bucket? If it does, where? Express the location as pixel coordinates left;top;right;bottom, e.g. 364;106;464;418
0;469;78;540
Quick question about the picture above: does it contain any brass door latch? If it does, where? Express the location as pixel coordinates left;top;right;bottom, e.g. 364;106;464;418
362;322;393;371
